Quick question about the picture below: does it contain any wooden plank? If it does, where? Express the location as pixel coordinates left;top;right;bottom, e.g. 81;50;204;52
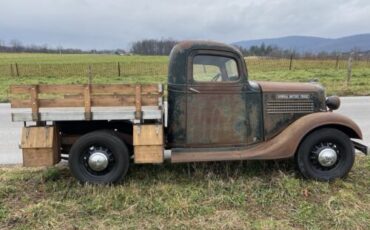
141;84;161;94
91;95;135;107
21;126;53;148
142;95;159;106
11;99;31;108
10;84;161;110
22;149;56;167
11;84;160;95
64;94;83;99
39;98;84;107
11;84;160;96
91;84;135;95
21;126;60;166
134;146;163;164
38;85;84;94
12;96;157;108
135;85;142;119
10;85;32;94
133;125;163;146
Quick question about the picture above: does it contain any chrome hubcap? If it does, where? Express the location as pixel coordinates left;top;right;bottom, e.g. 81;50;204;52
318;148;338;167
88;152;109;171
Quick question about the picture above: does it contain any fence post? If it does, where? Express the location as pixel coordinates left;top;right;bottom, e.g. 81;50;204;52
335;55;339;70
88;65;93;84
346;52;353;86
117;62;121;76
289;54;293;70
10;64;14;77
15;63;19;76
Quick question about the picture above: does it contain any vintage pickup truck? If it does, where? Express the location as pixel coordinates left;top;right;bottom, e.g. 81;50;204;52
10;41;368;184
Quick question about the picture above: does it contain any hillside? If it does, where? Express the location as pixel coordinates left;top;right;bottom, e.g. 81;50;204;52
233;34;370;53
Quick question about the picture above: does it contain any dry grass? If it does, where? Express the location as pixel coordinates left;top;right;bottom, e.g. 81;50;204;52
0;156;369;229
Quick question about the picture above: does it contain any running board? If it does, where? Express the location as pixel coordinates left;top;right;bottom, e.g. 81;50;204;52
352;141;369;155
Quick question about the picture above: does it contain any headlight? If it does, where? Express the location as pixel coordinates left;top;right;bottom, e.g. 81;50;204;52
326;96;340;111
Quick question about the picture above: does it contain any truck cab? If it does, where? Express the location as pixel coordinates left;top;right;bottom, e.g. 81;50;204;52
167;41;263;148
10;41;368;184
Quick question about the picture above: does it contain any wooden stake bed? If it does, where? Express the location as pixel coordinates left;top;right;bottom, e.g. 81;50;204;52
10;84;163;122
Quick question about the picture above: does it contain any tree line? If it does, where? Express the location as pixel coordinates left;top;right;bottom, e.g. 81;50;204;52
0;39;86;54
130;39;177;55
0;39;126;54
1;38;368;59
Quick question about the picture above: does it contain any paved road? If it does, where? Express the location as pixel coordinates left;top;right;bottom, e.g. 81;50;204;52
0;97;369;165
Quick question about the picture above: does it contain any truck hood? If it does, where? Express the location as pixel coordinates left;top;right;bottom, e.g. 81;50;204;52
257;81;324;93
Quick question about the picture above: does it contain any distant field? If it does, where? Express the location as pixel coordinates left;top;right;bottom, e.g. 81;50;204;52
0;52;369;102
0;53;169;64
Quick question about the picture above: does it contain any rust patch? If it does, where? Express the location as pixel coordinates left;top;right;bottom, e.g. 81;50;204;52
171;112;363;163
186;93;247;145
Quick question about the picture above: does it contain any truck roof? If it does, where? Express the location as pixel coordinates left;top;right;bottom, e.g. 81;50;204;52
168;40;244;84
171;40;242;55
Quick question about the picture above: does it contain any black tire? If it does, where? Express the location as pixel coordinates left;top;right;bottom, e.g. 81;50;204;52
296;128;355;181
68;131;129;184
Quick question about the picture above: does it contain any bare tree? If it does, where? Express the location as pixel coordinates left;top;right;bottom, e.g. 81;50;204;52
131;39;177;55
10;39;23;52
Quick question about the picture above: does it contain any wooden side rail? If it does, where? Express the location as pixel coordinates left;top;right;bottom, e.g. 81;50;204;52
10;84;163;121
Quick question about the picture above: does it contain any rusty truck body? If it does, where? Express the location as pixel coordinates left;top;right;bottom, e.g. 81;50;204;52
10;41;368;184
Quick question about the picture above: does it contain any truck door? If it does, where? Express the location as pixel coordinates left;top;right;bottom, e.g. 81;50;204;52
186;51;263;147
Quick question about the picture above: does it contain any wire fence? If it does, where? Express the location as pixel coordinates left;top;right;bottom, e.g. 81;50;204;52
246;57;370;72
1;57;370;77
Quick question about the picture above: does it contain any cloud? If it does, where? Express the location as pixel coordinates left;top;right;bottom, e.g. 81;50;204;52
0;0;369;49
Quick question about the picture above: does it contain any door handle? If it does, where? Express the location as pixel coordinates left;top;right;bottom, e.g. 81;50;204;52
188;87;200;93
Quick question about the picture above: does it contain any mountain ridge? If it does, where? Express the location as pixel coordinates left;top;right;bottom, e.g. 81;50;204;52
233;34;370;53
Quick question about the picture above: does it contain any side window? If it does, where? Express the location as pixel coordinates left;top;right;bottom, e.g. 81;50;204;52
193;55;239;82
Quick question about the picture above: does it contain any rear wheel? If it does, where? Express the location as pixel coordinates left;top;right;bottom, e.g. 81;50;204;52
296;128;355;181
68;131;129;184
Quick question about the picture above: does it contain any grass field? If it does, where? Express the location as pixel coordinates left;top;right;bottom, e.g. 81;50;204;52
0;53;370;229
0;53;370;102
0;157;369;229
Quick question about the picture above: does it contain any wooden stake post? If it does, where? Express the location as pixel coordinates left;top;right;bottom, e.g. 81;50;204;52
30;85;39;121
135;85;142;120
346;53;353;86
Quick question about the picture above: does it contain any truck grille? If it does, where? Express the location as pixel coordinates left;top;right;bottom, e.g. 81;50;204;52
267;99;314;114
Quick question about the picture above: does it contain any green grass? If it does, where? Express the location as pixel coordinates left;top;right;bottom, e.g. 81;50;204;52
1;68;369;102
1;53;369;229
0;53;369;102
0;156;369;229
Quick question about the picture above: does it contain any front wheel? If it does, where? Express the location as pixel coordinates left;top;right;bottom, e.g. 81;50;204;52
296;128;355;181
68;131;130;184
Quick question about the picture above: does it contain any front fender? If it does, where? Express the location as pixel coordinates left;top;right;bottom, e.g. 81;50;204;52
261;112;363;159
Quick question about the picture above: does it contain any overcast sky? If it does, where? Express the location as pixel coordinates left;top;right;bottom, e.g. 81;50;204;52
0;0;370;50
